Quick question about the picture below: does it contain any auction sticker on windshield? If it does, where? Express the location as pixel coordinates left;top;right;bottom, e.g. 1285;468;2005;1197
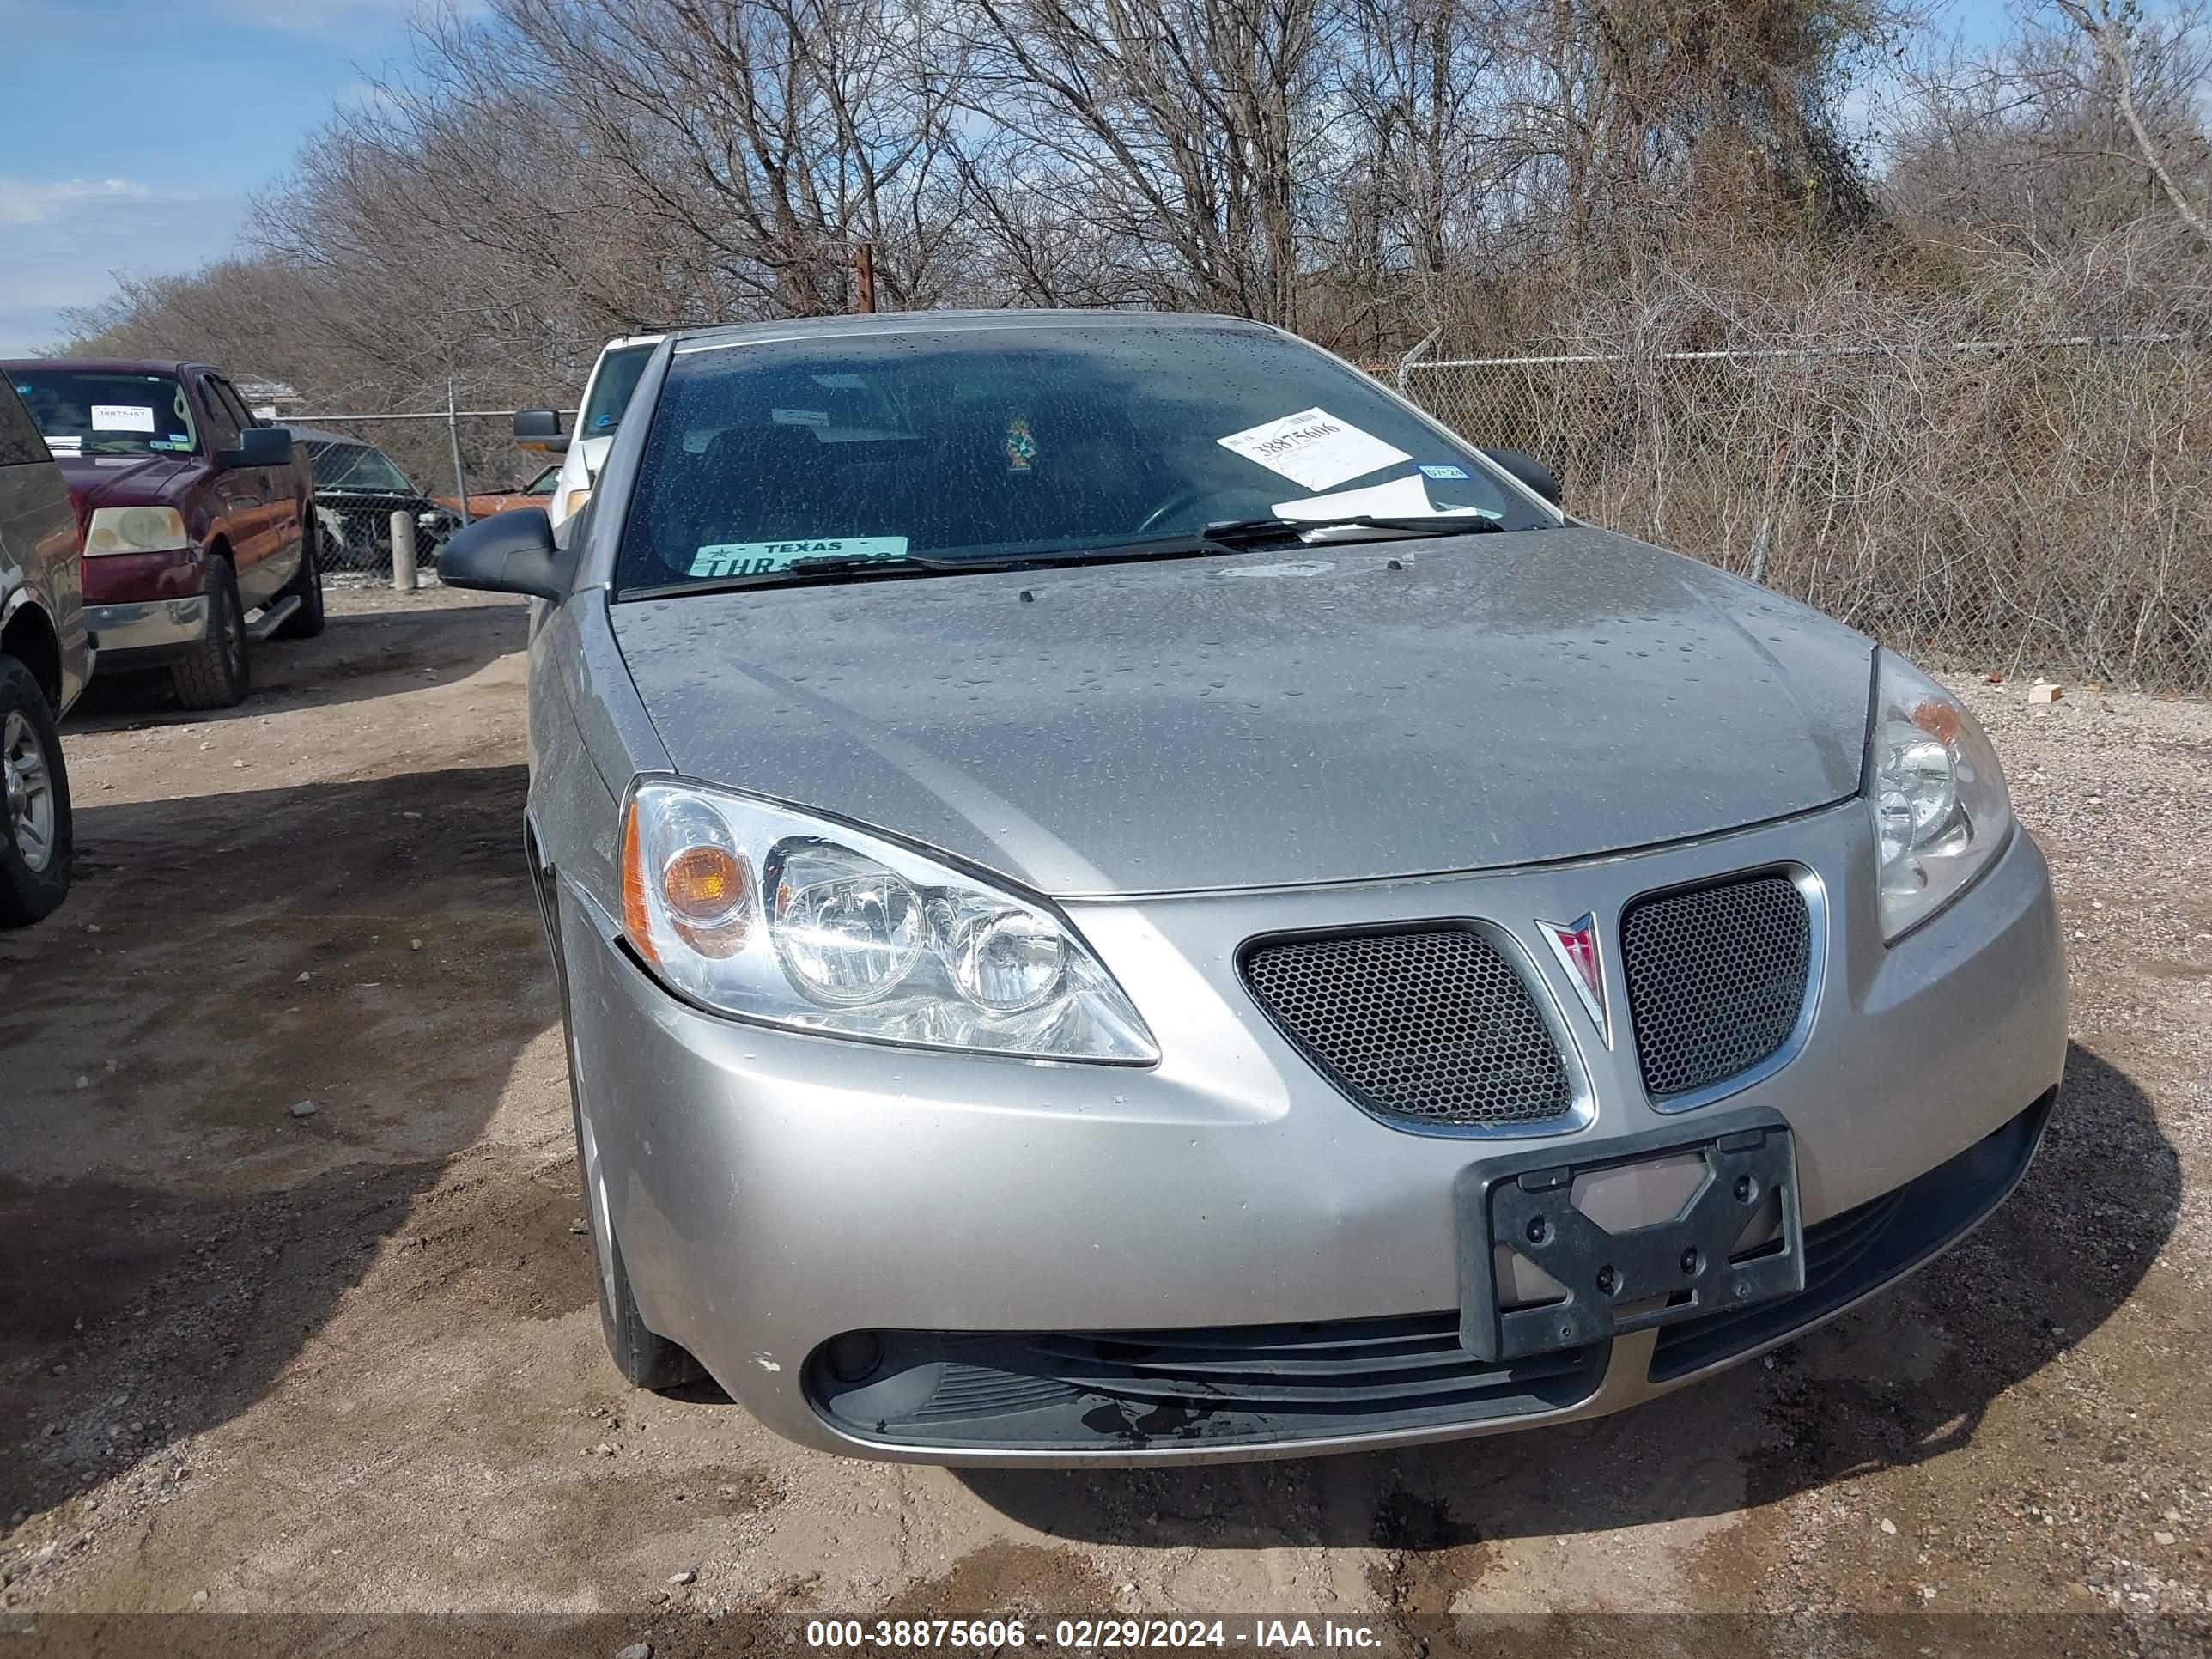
90;405;156;433
1218;407;1410;492
689;537;908;578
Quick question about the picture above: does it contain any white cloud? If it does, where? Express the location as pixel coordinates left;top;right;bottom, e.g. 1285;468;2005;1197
0;178;247;356
0;178;152;228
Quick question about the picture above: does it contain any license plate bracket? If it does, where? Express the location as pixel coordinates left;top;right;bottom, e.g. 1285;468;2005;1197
1455;1107;1805;1363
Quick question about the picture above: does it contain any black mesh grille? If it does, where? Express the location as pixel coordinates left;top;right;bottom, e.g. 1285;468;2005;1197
1621;873;1812;1098
1242;927;1574;1127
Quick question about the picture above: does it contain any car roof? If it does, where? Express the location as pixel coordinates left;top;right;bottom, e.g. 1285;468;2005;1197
283;424;380;447
665;308;1274;354
0;357;209;376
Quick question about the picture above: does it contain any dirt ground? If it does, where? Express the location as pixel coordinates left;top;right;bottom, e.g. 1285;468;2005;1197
2;584;2207;1648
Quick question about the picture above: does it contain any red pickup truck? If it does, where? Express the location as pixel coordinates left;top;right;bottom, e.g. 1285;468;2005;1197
1;358;324;709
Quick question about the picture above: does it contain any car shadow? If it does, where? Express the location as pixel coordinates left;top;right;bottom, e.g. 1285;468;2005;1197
958;1042;2170;1549
63;592;529;727
0;763;556;1526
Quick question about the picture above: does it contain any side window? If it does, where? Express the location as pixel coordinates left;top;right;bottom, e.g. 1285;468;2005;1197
197;376;243;453
210;378;258;432
0;382;44;468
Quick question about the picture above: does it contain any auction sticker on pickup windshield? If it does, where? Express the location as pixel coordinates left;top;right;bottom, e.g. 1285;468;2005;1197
690;537;908;578
1218;407;1410;492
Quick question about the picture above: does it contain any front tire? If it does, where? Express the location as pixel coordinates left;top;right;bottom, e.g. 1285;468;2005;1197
558;958;703;1389
170;555;250;710
0;655;72;928
597;1214;705;1391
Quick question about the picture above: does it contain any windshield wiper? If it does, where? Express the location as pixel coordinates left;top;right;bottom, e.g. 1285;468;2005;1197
1199;514;1509;545
619;515;1516;600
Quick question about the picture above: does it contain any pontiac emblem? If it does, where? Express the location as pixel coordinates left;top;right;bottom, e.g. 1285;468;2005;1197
1536;912;1609;1047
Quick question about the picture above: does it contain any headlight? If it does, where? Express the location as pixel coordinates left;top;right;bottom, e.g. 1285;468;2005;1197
619;777;1157;1062
82;506;188;556
1867;650;2013;940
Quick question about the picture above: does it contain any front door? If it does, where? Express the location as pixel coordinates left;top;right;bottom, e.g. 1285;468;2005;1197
200;375;292;605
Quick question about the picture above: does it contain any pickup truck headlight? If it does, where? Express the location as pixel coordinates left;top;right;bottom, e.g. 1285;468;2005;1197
1867;650;2014;940
618;777;1158;1063
82;506;188;556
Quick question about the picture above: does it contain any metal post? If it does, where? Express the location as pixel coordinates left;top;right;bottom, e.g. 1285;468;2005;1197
1395;326;1442;394
391;510;417;592
854;244;877;314
446;376;472;526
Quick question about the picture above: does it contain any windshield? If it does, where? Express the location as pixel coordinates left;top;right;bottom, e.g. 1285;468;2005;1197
307;442;415;494
582;342;658;437
616;325;1548;593
9;369;197;458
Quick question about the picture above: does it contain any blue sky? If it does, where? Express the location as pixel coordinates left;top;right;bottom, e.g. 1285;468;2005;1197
0;0;2028;358
0;0;434;355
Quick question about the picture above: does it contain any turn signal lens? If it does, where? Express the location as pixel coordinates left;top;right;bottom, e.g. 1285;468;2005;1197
664;845;746;919
560;488;592;518
622;799;655;961
663;844;753;958
623;794;757;964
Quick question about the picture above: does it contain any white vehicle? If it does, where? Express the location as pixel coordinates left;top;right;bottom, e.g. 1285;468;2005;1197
515;333;664;526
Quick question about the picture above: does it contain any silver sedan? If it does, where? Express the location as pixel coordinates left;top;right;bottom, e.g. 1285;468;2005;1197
439;311;2065;1464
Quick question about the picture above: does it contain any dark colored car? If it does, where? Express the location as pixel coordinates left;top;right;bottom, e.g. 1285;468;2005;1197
288;428;459;573
3;359;324;709
0;375;88;925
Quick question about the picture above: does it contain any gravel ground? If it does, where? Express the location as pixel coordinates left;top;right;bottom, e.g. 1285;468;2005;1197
0;586;2205;1650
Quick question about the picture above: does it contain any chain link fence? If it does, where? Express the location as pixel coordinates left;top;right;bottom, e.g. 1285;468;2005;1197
1401;336;2212;690
280;410;568;577
278;344;2212;690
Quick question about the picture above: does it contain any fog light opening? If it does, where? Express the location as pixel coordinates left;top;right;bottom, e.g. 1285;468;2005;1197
827;1330;884;1383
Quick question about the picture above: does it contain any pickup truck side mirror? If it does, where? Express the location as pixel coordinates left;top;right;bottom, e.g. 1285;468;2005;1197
437;507;569;602
222;426;294;469
1481;447;1563;507
514;408;569;454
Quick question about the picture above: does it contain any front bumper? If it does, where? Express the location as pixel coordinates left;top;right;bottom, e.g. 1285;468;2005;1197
85;595;209;671
556;799;2067;1463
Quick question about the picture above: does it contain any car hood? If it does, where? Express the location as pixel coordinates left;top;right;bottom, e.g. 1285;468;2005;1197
56;453;199;513
317;490;447;514
611;527;1875;896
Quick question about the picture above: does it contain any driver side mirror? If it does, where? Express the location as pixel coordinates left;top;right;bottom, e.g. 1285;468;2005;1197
221;426;294;469
437;507;570;602
514;408;568;454
1482;447;1563;507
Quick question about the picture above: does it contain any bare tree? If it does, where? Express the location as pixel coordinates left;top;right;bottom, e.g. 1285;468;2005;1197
955;0;1337;327
2054;0;2212;246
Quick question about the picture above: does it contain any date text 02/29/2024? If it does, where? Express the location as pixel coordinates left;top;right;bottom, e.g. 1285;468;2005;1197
804;1620;1384;1650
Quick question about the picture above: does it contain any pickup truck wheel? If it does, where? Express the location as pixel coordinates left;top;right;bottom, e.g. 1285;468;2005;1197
274;532;326;640
0;655;72;928
170;556;250;711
